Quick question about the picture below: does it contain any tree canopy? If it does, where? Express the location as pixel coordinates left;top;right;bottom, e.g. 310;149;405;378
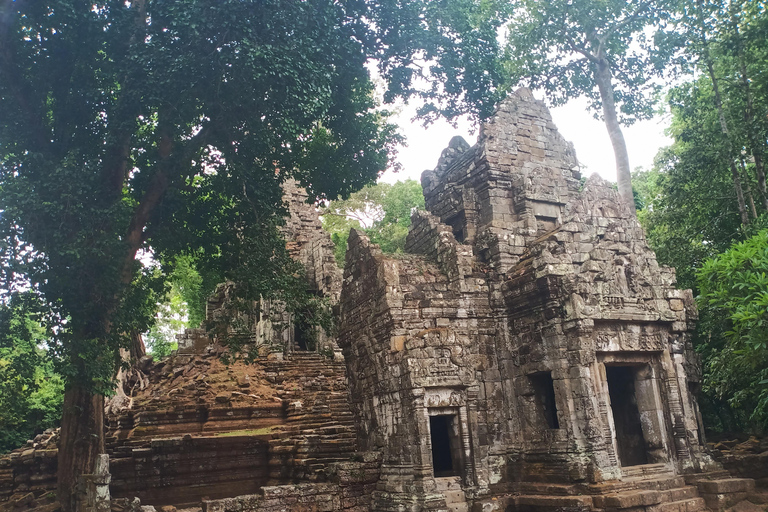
634;0;768;433
0;292;63;453
697;228;768;432
502;0;676;212
0;0;506;507
322;179;426;262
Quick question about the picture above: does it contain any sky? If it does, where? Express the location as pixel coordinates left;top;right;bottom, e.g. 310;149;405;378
379;94;673;185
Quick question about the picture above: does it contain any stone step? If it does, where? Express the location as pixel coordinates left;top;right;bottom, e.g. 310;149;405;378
600;489;664;509
518;482;579;496
656;497;707;512
281;421;355;431
284;420;356;430
664;486;698;503
697;478;756;511
513;494;593;511
622;464;672;479
697;478;755;495
598;486;698;510
632;475;687;492
747;489;768;505
683;470;731;485
443;489;466;504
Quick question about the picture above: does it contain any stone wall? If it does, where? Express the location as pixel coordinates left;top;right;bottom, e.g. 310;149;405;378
338;88;722;512
1;350;359;511
0;442;57;509
109;435;270;506
202;454;381;512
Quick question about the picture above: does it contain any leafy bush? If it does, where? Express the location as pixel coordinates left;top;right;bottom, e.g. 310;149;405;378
0;293;63;453
697;229;768;432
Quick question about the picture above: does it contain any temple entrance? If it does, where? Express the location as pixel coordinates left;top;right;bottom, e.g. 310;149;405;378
429;415;461;477
294;321;310;350
292;305;315;351
606;365;649;467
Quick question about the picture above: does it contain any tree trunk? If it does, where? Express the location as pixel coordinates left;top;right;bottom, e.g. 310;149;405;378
729;161;750;226
705;61;749;226
57;385;105;512
741;158;759;219
754;154;768;212
130;330;146;360
593;58;636;215
731;3;768;211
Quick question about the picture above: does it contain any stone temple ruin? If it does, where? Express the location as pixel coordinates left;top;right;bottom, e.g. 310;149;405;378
177;178;344;359
337;88;742;511
1;89;764;512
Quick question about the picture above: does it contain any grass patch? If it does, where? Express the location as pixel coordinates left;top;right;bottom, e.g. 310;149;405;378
215;426;279;437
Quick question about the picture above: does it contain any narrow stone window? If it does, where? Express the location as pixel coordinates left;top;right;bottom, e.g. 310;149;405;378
429;415;461;477
445;212;467;243
529;372;560;429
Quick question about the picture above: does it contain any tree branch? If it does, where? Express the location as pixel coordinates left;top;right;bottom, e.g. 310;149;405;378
101;0;149;200
561;27;597;63
598;0;653;56
119;123;212;285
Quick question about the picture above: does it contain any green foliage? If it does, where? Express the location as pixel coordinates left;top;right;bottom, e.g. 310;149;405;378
0;1;503;399
501;0;681;210
636;1;768;434
144;328;177;360
143;256;206;360
322;180;425;264
502;0;671;122
697;229;768;431
0;293;63;453
169;255;206;330
635;145;744;291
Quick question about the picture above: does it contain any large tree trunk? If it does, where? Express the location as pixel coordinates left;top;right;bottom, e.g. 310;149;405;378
57;385;105;512
593;58;636;215
130;330;146;360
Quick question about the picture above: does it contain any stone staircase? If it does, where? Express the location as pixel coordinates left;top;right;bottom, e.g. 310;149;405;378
509;464;758;512
435;476;469;512
684;471;756;512
593;472;705;512
264;352;359;482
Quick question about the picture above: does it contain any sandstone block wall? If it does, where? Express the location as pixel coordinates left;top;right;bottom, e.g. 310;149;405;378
338;88;718;512
202;454;381;512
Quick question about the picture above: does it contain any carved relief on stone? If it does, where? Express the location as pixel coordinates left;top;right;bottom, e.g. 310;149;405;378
424;387;465;408
429;348;460;378
594;323;666;352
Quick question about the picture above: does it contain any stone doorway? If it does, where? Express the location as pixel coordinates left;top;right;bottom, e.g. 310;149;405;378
429;414;462;477
606;365;649;467
292;306;314;351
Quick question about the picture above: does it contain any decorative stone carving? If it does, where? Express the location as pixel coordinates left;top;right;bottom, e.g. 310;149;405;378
339;88;723;511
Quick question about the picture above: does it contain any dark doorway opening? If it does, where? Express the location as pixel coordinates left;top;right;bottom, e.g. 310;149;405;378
445;212;467;243
529;372;560;429
429;415;460;477
293;309;317;351
294;323;309;350
606;365;648;467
